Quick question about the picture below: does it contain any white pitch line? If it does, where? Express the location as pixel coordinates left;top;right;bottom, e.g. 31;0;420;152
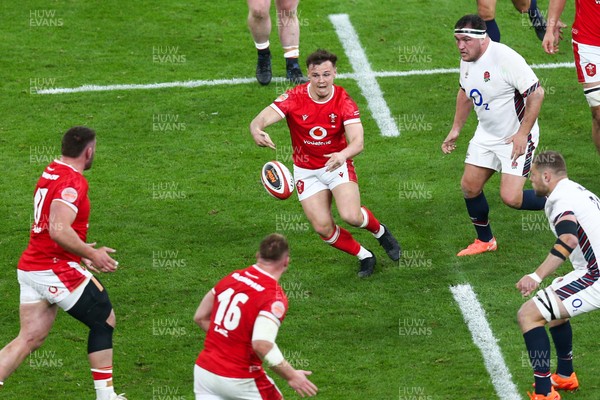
329;13;399;137
450;284;522;400
35;62;574;95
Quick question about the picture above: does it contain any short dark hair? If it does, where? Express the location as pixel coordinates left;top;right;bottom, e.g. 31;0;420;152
61;126;96;157
533;151;567;175
259;233;289;261
455;14;487;31
306;49;337;69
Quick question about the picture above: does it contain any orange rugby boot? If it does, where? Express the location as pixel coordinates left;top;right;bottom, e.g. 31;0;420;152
457;237;497;256
527;387;561;400
551;372;579;392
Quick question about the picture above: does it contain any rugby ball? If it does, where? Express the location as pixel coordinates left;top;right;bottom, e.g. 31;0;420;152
261;161;294;200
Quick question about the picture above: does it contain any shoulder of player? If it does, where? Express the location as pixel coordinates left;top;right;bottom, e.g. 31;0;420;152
490;41;528;64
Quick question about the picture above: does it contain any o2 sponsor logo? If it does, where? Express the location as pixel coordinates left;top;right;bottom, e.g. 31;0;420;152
571;298;583;313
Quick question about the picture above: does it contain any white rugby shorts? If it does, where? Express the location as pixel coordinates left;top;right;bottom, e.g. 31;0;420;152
573;40;600;84
18;262;92;311
194;365;282;400
465;134;538;177
293;160;358;201
543;269;600;319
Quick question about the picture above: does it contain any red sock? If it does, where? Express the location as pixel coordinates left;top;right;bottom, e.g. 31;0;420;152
360;206;381;234
322;226;361;256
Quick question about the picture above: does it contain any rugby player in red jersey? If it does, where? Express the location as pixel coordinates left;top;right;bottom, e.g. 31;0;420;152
0;127;125;400
250;49;401;277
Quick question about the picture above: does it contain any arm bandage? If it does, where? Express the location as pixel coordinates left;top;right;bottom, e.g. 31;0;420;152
264;343;285;367
550;237;574;261
252;315;280;343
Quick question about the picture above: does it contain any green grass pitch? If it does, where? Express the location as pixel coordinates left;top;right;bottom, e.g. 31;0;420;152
1;1;600;399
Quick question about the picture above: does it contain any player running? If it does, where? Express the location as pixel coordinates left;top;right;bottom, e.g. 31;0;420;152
0;127;125;400
442;14;546;256
249;49;401;277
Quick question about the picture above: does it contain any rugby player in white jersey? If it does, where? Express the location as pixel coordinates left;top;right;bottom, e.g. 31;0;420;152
516;151;600;399
442;14;546;256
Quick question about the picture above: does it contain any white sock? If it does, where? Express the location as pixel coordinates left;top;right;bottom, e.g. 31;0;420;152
373;225;385;239
255;41;270;50
357;247;373;260
96;387;115;400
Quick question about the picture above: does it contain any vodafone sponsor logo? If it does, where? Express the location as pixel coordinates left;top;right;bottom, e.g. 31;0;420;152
309;126;327;140
303;139;331;146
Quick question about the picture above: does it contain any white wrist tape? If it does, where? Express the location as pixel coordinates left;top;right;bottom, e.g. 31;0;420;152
528;272;542;283
264;343;285;367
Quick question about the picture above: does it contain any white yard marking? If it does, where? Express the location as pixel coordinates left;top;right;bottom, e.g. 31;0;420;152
36;62;572;95
450;284;522;400
328;13;400;137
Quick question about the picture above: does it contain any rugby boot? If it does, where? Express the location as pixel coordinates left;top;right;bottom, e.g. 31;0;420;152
377;224;401;261
358;252;376;278
529;7;547;41
551;372;579;392
457;237;497;256
256;54;272;85
527;387;560;400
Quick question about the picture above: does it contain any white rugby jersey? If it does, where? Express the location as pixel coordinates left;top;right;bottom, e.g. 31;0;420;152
459;41;540;146
546;178;600;272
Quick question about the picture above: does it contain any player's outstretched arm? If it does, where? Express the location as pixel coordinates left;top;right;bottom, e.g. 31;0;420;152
193;290;215;332
442;89;473;154
48;200;117;272
253;340;318;397
543;0;568;54
252;315;318;397
250;106;284;150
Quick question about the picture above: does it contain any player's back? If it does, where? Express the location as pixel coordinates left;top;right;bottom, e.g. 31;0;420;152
19;160;90;270
196;265;288;379
547;179;600;271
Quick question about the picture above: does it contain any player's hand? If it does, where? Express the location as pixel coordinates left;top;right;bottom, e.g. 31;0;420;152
81;242;100;273
251;129;276;150
287;370;318;397
324;152;346;172
543;20;566;54
506;133;527;162
441;130;459;154
89;246;119;273
516;275;540;297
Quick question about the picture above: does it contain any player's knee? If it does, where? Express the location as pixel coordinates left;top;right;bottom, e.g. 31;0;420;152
106;309;116;329
339;211;362;227
516;304;530;328
67;280;116;329
500;191;522;209
248;6;269;21
276;0;298;13
477;2;495;20
314;223;335;238
460;180;481;199
512;0;530;13
18;330;48;352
